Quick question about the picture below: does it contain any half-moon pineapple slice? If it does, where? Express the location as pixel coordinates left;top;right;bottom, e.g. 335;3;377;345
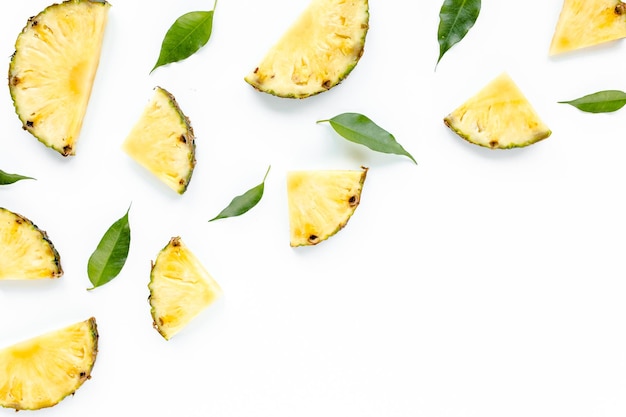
443;72;551;149
287;167;368;247
0;207;62;280
149;237;222;340
122;87;196;195
550;0;626;55
8;0;111;156
244;0;369;98
0;317;98;411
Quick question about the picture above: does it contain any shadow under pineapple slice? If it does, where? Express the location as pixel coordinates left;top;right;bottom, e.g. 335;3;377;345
443;72;551;150
8;0;111;156
550;0;626;55
0;207;62;280
244;0;369;98
0;317;98;411
149;237;222;340
122;87;196;195
287;167;368;247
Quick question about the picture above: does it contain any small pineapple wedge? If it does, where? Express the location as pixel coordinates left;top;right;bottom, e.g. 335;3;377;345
0;207;62;280
443;72;551;149
287;167;368;247
550;0;626;55
244;0;369;98
149;237;222;340
9;0;111;156
123;87;196;195
0;317;98;411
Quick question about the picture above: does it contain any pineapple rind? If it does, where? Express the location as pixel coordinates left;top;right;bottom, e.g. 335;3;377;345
443;73;552;150
245;0;369;98
122;87;196;195
149;237;222;340
0;317;98;411
8;0;110;156
549;0;626;55
0;207;62;280
287;167;368;247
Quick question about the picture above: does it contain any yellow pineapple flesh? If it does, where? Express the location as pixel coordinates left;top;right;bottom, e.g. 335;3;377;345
443;72;552;149
122;87;196;195
550;0;626;55
287;167;368;247
8;0;111;156
0;207;62;280
244;0;369;98
0;318;98;411
149;237;222;340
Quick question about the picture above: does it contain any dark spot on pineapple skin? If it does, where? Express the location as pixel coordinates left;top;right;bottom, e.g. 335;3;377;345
11;76;20;86
253;67;259;74
308;234;319;244
179;134;186;144
489;140;499;148
62;145;72;155
348;195;358;206
15;218;22;225
25;120;34;128
616;3;626;14
322;80;332;89
31;20;38;27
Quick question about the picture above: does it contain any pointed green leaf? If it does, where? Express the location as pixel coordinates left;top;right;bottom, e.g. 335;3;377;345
558;90;626;113
437;0;481;66
209;166;271;222
317;113;416;164
151;4;217;73
87;206;131;290
0;169;34;185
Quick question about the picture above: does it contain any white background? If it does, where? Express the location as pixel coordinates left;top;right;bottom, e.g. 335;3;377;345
2;0;626;416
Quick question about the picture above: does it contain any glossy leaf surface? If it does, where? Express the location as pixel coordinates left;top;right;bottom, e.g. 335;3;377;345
559;90;626;113
209;166;270;222
437;0;481;65
317;113;416;164
151;7;216;73
0;169;34;185
87;207;131;290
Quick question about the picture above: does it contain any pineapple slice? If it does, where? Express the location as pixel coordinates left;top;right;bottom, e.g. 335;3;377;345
0;317;98;411
8;0;111;156
550;0;626;55
0;207;62;280
122;87;196;195
443;72;551;149
149;237;222;340
287;167;368;247
244;0;369;98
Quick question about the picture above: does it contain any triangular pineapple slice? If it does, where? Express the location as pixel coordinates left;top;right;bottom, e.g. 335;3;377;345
0;317;98;411
549;0;626;55
8;0;111;156
149;237;222;340
244;0;369;98
443;72;551;149
287;167;368;247
0;207;62;280
122;87;196;195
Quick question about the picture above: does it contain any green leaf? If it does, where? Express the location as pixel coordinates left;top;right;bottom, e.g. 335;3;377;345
209;166;271;222
87;206;131;290
317;113;416;164
0;169;34;185
558;90;626;113
437;0;481;66
151;2;217;73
